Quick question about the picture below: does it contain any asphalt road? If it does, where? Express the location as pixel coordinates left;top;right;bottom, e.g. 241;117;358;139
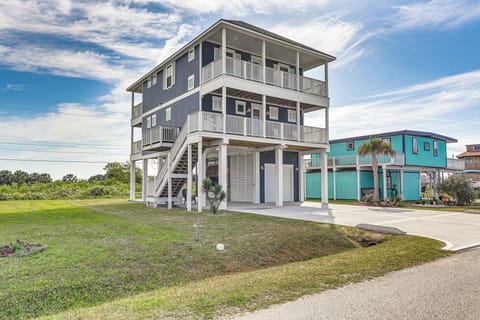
233;247;480;320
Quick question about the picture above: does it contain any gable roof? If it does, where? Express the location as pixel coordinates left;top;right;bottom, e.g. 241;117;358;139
330;130;458;144
457;151;480;158
127;19;335;93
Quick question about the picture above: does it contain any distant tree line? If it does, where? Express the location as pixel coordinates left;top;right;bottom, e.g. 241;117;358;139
0;162;142;200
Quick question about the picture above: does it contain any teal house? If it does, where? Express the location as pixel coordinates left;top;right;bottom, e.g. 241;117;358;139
306;130;464;201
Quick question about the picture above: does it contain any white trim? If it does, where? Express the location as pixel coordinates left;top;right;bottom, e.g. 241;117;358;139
287;109;296;123
188;74;195;91
146;116;151;128
269;106;279;120
165;107;171;121
152;73;157;85
251;103;261;119
151;114;157;127
212;96;222;112
188;48;195;62
235;100;246;115
163;62;175;90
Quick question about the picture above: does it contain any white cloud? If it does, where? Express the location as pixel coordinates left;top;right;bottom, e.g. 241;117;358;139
5;84;26;91
394;0;480;30
305;70;480;156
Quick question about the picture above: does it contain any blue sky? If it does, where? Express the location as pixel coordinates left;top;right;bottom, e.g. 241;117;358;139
0;0;479;179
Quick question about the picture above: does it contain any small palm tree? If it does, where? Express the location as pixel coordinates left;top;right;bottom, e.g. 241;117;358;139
358;138;395;202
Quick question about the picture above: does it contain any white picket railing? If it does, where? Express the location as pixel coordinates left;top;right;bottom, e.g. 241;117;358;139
201;57;326;97
131;140;142;154
306;153;406;169
142;126;179;146
132;102;143;119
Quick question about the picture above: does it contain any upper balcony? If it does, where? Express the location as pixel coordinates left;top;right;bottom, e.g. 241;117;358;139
202;57;326;97
131;102;143;126
306;154;406;169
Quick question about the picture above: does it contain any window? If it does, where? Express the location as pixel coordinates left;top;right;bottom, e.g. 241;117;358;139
163;62;175;89
433;140;438;156
147;78;151;88
151;114;156;127
165;107;171;121
466;157;474;164
152;74;157;85
382;138;391;145
269;106;278;120
287;109;297;123
347;141;355;151
212;96;222;112
412;137;418;154
188;48;195;62
235;100;246;115
188;74;195;91
424;142;430;151
146;116;151;128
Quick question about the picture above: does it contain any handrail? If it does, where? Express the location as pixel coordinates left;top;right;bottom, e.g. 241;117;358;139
306;153;405;168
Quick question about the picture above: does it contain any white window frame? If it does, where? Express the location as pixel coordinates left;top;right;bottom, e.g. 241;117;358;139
165;107;171;122
269;106;278;120
147;78;151;88
188;48;195;62
212;96;222;112
251;104;262;119
163;62;175;90
412;137;418;154
146;116;151;128
151;114;156;127
188;74;195;91
235;100;246;115
347;141;355;151
287;109;296;123
152;74;157;85
433;140;439;156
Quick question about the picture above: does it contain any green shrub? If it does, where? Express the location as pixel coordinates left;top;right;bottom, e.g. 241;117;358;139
363;193;374;204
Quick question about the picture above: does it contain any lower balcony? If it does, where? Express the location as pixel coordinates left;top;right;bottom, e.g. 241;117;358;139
142;126;179;151
188;111;326;144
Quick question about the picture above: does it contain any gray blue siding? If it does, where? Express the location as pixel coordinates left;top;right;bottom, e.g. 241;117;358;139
143;92;199;129
143;44;199;113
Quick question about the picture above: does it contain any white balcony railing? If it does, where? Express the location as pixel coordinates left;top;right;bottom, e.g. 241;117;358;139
201;57;326;97
306;153;405;169
132;102;143;119
142;126;179;147
131;140;142;154
187;111;326;144
447;158;465;171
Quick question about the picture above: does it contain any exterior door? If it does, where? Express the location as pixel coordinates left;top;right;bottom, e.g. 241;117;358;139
250;103;262;137
264;164;294;202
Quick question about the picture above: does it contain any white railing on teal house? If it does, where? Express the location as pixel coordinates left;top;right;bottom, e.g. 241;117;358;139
201;57;326;97
305;153;405;169
447;158;465;170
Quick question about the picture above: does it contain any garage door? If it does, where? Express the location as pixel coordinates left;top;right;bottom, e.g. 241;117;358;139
230;153;254;202
264;164;293;203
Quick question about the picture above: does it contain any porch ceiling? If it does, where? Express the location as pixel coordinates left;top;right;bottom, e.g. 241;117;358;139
211;88;321;111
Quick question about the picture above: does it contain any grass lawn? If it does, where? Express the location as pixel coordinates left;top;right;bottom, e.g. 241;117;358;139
0;199;449;319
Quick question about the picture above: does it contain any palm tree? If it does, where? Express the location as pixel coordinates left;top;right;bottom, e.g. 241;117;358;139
358;138;395;202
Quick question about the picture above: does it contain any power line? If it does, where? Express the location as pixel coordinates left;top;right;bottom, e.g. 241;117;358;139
0;138;129;149
0;146;127;155
0;106;131;119
0;158;112;164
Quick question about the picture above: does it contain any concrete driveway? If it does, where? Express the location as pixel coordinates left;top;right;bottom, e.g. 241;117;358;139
228;202;480;251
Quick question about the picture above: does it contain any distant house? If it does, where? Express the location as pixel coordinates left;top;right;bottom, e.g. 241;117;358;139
457;144;480;170
305;130;464;201
127;19;335;210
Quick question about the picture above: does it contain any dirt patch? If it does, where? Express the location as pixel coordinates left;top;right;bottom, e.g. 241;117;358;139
0;240;47;257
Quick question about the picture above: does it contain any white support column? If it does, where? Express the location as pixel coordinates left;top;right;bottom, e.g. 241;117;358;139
262;94;266;138
222;86;227;134
357;167;361;201
131;91;134;108
400;169;404;198
324;62;329;96
142;159;148;201
296;51;300;91
130;160;136;201
325;107;329;142
218;143;228;210
320;150;328;208
167;153;172;209
333;168;337;200
299;153;305;202
187;144;192;212
197;140;204;212
222;27;226;75
254;151;260;204
202;146;207;209
296;101;300;141
276;145;284;206
382;165;387;201
262;40;266;83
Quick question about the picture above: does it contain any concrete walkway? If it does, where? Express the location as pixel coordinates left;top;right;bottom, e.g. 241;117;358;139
234;247;480;320
228;202;480;251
